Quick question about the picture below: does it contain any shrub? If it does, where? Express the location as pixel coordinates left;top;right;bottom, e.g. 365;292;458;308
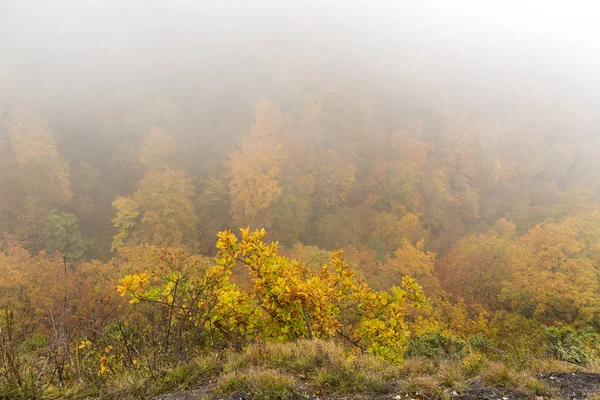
540;326;599;366
461;351;486;377
406;332;465;361
469;333;493;353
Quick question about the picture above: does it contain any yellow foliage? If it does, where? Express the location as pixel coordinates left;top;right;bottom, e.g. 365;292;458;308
214;228;429;361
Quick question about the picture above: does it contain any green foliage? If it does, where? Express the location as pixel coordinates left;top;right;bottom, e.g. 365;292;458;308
406;332;466;361
111;196;140;252
539;326;600;366
521;377;553;397
469;333;493;353
43;210;89;260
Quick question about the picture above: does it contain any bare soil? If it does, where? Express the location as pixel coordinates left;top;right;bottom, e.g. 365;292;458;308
152;372;600;400
538;372;600;400
453;385;532;400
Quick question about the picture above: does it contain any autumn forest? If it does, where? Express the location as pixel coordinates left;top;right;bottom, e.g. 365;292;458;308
2;2;600;399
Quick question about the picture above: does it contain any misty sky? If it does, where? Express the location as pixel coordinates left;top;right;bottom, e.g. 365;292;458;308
2;1;600;88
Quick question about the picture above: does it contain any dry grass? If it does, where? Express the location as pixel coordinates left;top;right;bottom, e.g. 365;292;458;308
50;339;600;400
438;361;468;391
216;368;297;400
402;375;449;400
525;357;583;374
397;356;437;377
517;376;556;398
223;339;402;396
587;391;600;400
480;362;518;388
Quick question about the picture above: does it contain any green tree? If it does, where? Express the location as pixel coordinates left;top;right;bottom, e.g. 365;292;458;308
111;168;199;250
43;211;89;260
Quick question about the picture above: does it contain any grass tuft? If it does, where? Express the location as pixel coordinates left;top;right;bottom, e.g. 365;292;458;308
480;362;518;388
402;375;448;400
216;368;296;400
519;377;555;397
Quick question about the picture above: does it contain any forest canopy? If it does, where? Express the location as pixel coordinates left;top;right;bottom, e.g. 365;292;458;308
1;1;600;398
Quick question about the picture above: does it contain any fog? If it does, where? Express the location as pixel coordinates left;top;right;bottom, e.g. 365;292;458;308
6;4;600;394
3;1;600;97
1;1;600;259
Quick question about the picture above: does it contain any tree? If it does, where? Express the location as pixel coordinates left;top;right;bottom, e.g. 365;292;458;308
314;149;356;208
111;196;142;252
388;126;429;167
372;212;428;254
377;160;423;213
138;126;176;170
43;211;89;261
134;168;198;247
8;110;72;205
435;115;478;179
268;172;313;245
284;242;332;271
196;176;231;251
369;127;429;214
226;99;285;226
501;212;600;326
111;168;199;250
421;169;461;249
366;239;441;296
13;196;51;251
248;98;284;139
315;204;374;250
0;139;20;234
385;239;437;284
444;232;514;311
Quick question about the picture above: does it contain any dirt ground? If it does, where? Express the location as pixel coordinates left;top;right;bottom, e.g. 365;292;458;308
538;372;600;400
453;385;532;400
453;372;600;400
153;372;600;400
